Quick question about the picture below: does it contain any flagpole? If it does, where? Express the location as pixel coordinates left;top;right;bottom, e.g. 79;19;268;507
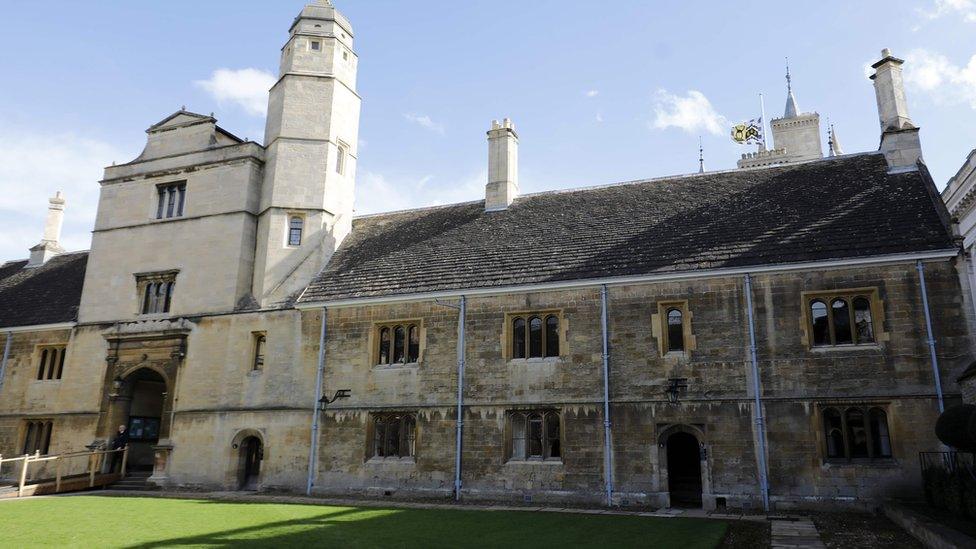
758;93;767;151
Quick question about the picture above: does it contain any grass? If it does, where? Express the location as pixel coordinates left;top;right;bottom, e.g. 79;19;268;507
0;496;729;548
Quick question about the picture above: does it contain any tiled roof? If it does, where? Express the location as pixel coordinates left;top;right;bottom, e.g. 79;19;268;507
301;153;955;303
0;251;88;329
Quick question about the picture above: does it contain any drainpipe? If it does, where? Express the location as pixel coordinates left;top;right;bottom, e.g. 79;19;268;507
0;332;11;392
600;285;614;506
306;306;328;495
453;296;467;501
916;261;945;413
743;274;770;512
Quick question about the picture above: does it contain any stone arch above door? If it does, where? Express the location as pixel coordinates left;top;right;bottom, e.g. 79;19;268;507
656;423;714;511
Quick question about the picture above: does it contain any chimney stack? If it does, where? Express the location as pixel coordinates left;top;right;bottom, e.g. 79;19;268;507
27;191;66;267
485;118;519;211
870;48;922;170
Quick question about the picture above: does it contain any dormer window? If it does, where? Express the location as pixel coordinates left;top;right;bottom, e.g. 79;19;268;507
156;182;186;219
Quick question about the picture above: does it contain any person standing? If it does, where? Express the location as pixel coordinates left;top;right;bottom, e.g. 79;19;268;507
110;424;129;472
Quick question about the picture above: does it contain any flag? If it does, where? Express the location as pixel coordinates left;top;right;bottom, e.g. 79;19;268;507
730;118;764;145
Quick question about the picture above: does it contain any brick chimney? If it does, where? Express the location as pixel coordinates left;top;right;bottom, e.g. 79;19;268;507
870;48;922;170
485;119;519;211
27;191;66;267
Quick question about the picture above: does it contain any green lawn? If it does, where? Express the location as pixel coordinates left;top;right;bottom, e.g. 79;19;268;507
0;496;729;548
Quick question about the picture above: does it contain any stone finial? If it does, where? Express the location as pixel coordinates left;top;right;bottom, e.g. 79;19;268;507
485;118;519;211
27;191;66;267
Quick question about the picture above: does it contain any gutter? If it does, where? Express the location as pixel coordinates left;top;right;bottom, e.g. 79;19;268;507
744;274;771;512
599;285;613;506
916;261;946;413
306;306;328;495
296;250;959;310
0;322;75;334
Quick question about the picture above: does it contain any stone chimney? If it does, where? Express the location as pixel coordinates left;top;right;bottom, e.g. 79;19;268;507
870;48;922;170
27;191;66;267
485;119;519;211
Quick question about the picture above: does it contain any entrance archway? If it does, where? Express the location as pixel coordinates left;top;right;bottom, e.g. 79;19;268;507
238;436;263;490
115;368;166;471
666;431;703;507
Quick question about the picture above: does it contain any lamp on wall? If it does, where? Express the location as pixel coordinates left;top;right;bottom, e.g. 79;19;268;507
318;389;351;411
665;378;688;404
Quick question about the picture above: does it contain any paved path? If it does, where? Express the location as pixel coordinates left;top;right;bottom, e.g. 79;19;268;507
770;517;826;548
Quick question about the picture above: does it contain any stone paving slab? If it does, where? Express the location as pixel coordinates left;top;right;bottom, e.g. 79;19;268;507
770;517;825;548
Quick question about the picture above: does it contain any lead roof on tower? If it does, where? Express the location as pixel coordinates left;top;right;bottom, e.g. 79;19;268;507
299;153;954;304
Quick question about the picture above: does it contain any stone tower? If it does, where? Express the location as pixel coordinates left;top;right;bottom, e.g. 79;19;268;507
252;0;361;306
737;66;823;168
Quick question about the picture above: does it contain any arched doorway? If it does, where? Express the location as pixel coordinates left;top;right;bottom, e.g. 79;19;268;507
666;431;703;507
116;368;166;471
238;436;263;490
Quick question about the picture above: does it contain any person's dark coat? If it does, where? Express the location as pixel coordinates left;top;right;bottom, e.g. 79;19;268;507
111;429;129;450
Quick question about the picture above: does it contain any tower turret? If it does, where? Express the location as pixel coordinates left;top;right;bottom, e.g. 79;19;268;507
252;0;361;305
769;62;823;163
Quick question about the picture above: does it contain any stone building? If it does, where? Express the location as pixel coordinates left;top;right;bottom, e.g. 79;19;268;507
0;1;971;511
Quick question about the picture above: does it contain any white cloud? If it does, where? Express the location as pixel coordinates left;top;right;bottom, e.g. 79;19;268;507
355;169;484;215
194;68;275;117
585;90;600;98
920;0;976;22
651;89;727;135
904;49;976;109
0;130;130;261
402;113;445;134
595;112;604;123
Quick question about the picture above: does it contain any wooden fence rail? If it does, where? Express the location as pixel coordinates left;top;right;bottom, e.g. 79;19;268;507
0;445;128;498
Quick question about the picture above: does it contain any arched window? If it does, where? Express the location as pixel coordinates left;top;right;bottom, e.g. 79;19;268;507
832;299;853;344
544;315;560;358
509;411;561;461
853;297;874;344
667;308;684;352
379;327;390;364
845;408;869;458
869;408;891;458
393;326;406;363
528;317;543;358
512;317;526;359
822;408;844;458
371;413;416;459
288;216;303;246
408;325;420;363
810;300;829;346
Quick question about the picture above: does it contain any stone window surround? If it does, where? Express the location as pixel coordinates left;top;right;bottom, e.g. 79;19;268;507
365;411;418;463
800;287;888;350
335;140;349;175
504;408;563;464
21;419;54;455
33;344;67;382
651;300;697;357
501;309;568;363
285;213;305;248
250;331;267;373
368;318;426;369
151;180;188;222
135;269;179;317
817;402;896;465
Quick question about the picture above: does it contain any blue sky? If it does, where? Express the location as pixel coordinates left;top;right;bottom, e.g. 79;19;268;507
1;0;974;261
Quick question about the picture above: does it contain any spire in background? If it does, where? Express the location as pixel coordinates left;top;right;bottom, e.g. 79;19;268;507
784;58;799;118
698;136;705;173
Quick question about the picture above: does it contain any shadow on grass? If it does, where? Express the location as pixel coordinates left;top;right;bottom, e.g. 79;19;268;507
121;502;727;549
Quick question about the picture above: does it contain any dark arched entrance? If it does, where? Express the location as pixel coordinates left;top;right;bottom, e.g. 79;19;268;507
238;436;263;490
116;368;166;471
667;431;703;507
